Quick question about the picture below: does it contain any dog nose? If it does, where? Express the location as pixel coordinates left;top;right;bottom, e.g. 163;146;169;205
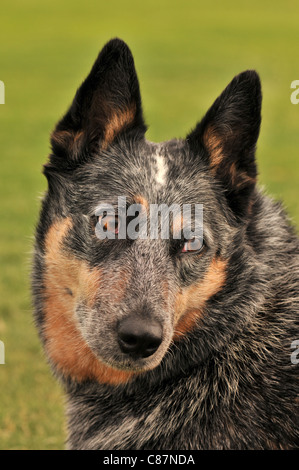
117;316;163;358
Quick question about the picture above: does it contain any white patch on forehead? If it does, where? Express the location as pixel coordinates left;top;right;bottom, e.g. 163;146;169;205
154;153;168;187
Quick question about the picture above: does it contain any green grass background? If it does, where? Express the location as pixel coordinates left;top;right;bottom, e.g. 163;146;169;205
0;0;298;450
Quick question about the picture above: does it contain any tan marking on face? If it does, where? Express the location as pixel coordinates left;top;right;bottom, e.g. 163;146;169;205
43;218;135;385
161;279;170;309
173;309;202;339
134;195;149;212
172;212;183;238
173;257;227;340
102;103;136;149
203;126;224;175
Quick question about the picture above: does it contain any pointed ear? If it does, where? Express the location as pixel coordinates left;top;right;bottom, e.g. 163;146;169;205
187;71;262;220
49;38;146;166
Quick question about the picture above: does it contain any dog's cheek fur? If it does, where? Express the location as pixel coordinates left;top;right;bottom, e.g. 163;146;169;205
42;217;136;385
173;257;227;339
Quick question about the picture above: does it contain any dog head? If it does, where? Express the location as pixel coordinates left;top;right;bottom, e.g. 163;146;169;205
34;39;262;385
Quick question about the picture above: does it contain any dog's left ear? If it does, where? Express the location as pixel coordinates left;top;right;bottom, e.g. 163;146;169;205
50;38;146;166
187;71;262;220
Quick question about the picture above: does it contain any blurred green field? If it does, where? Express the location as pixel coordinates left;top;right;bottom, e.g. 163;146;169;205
0;0;298;450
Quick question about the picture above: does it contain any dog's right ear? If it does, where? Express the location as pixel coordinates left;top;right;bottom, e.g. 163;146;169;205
48;39;146;168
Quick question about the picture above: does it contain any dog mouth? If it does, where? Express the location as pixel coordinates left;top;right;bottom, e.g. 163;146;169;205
91;329;172;373
85;341;166;374
104;355;163;373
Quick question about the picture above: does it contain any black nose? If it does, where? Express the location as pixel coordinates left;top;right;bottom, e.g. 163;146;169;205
117;316;163;358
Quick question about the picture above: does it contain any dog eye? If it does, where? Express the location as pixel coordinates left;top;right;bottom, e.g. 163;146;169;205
181;237;204;254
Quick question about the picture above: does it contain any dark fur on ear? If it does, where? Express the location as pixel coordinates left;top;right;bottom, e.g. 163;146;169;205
48;38;146;169
187;71;262;220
